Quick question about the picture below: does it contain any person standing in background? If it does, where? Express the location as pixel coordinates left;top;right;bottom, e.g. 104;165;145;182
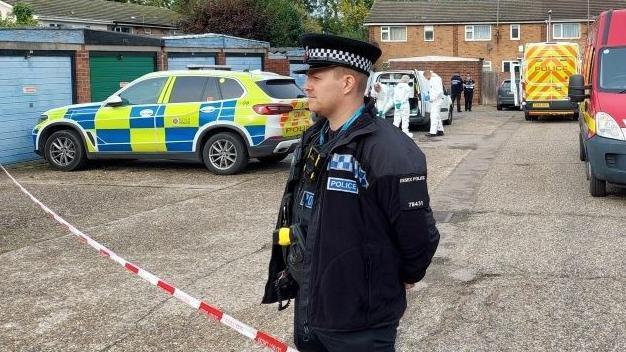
464;73;475;111
392;75;413;138
450;72;463;113
424;70;445;137
371;82;392;118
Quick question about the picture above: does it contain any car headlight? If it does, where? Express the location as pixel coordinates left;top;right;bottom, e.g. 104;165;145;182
38;114;48;123
596;112;625;141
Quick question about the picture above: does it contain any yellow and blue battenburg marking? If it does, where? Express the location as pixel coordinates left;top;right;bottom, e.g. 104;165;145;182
328;153;369;188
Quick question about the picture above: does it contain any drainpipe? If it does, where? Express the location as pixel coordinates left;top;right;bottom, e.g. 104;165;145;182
547;9;552;42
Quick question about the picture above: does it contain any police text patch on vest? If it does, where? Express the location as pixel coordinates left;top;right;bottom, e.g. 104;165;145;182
398;174;428;210
327;177;359;194
300;191;315;209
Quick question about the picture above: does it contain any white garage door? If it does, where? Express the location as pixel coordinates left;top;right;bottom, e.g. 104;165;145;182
290;62;308;88
225;56;263;72
168;56;216;71
0;56;73;164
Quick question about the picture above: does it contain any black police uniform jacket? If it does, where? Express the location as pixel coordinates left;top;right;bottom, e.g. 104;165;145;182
263;102;440;331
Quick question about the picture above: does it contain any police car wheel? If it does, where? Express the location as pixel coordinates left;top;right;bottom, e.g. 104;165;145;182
257;153;289;164
44;130;86;171
202;132;248;175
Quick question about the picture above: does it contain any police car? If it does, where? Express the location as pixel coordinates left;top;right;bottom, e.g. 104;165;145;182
32;70;311;174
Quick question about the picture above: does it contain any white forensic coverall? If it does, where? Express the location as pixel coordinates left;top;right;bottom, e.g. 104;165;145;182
428;74;445;135
392;82;412;135
370;84;392;118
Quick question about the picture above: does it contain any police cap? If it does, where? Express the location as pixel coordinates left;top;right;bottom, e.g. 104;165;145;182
294;33;382;76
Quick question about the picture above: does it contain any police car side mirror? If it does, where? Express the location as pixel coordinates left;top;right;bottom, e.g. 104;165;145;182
105;95;124;107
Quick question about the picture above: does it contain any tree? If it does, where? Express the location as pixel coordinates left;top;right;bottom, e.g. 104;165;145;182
178;0;270;41
178;0;307;47
0;1;37;28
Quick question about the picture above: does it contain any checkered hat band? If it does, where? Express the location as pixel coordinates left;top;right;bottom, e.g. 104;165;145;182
305;47;372;72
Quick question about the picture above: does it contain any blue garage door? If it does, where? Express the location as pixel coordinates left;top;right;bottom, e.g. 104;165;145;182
290;62;308;88
225;56;263;72
0;56;73;164
168;56;216;70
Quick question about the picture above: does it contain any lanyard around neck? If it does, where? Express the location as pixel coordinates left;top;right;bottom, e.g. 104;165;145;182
319;105;364;145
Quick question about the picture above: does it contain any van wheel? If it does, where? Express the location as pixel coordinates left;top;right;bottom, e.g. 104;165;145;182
497;104;503;111
524;110;531;121
257;153;288;164
572;112;579;121
587;161;607;197
579;134;586;162
44;130;87;171
443;108;453;125
202;132;248;175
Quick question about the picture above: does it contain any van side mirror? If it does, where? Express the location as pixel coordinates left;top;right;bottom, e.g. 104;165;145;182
568;74;589;103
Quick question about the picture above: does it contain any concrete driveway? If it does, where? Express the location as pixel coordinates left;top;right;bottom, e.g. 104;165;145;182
1;106;624;351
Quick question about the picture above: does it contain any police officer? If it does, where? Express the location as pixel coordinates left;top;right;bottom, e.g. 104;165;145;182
262;33;440;352
464;73;475;111
450;71;463;113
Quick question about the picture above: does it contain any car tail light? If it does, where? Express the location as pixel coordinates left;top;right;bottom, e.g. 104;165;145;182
253;104;293;115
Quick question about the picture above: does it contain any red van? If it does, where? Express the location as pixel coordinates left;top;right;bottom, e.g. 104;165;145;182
569;9;626;197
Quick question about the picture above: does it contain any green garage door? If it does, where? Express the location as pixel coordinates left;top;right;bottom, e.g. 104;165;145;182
90;53;156;102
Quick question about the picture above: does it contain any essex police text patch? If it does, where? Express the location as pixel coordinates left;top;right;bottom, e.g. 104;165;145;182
327;177;359;194
398;174;428;210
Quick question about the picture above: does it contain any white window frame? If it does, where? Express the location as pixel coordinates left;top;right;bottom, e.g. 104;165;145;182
143;27;152;35
465;24;491;41
553;23;580;39
502;60;518;73
510;24;520;40
381;26;407;42
424;25;434;41
483;60;492;72
114;26;132;34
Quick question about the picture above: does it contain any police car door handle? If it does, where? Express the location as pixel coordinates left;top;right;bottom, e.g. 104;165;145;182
200;106;217;113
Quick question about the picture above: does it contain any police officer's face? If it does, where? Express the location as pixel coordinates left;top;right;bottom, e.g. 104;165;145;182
303;68;343;115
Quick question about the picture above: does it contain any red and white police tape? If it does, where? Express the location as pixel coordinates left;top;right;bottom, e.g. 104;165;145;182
0;164;297;352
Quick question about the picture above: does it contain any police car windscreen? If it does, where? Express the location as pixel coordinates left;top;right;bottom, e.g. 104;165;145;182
599;47;626;91
256;79;306;99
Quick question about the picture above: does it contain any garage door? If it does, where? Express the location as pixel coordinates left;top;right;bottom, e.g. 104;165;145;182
168;55;216;71
290;62;308;88
0;56;73;164
90;53;155;102
225;55;263;72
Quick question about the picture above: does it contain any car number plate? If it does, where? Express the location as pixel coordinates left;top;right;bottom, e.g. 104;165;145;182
533;103;549;108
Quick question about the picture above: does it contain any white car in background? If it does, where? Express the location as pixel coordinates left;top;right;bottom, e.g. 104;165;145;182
367;70;453;127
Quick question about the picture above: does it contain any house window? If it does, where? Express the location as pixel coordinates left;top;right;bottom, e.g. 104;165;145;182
483;61;492;72
502;60;521;73
381;26;407;42
114;26;132;33
510;24;520;40
465;25;491;41
553;23;580;39
424;25;434;41
143;28;152;35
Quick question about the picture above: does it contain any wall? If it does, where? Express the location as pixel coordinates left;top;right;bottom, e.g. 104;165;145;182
75;48;91;103
389;59;483;104
265;55;290;76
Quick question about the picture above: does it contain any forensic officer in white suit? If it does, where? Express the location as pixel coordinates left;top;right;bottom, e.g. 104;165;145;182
424;70;445;137
392;75;413;138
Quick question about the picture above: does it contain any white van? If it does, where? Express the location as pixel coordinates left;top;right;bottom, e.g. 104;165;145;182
367;70;453;126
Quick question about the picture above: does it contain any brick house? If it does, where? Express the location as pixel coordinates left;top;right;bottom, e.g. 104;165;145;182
365;0;626;80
